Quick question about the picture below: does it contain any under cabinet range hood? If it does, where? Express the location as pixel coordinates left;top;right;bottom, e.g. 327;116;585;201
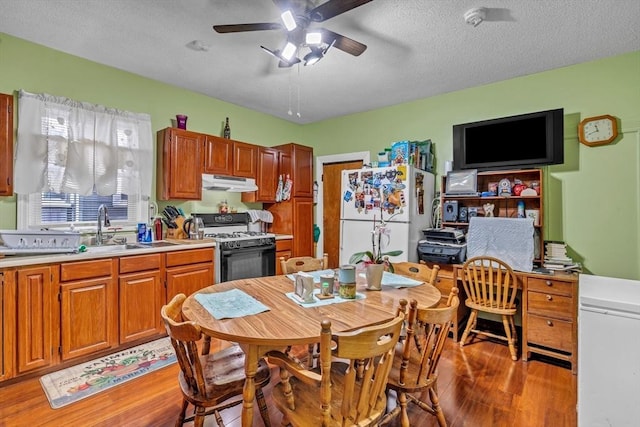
202;174;258;192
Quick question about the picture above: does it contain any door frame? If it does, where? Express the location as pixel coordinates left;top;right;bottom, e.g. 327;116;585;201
314;151;370;257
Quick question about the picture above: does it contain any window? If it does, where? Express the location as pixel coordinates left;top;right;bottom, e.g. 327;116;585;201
15;90;153;229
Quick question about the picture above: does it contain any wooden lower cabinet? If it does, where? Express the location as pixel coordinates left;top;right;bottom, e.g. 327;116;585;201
1;270;16;381
17;266;56;374
522;273;578;373
275;238;293;275
166;248;214;298
423;263;468;341
119;253;164;344
59;259;118;361
1;246;216;383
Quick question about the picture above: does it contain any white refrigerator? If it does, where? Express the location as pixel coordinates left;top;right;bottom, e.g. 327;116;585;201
339;165;435;265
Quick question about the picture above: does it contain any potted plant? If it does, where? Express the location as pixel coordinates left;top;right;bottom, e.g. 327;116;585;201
349;213;403;275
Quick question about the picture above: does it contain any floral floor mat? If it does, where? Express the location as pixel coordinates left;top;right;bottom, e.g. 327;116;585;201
40;337;176;409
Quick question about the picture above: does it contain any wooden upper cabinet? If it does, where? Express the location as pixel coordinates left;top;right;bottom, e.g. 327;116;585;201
233;140;257;178
272;143;313;198
0;93;14;196
203;135;233;175
157;128;203;200
242;146;280;203
203;135;257;178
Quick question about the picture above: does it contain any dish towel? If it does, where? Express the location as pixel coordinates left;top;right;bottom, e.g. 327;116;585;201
466;217;534;272
246;210;273;224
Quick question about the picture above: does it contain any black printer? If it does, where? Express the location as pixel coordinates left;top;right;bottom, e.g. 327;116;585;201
417;228;467;264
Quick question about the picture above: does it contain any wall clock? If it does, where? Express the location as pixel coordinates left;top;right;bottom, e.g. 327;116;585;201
578;115;618;147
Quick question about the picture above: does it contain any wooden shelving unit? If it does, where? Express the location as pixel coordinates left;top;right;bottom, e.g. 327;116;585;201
440;168;543;263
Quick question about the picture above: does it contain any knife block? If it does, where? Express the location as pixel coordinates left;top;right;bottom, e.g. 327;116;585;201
166;228;187;239
167;216;187;239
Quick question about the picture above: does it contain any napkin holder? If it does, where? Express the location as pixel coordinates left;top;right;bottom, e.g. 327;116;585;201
293;272;315;304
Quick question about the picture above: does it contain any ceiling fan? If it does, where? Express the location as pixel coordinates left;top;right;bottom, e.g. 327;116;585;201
213;0;372;67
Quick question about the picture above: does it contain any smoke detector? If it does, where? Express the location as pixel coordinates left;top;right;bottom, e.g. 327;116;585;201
464;7;487;27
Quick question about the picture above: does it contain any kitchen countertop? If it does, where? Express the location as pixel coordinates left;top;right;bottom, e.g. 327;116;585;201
0;239;216;269
0;234;293;268
275;234;293;240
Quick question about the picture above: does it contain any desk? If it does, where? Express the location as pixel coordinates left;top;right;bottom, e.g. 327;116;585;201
182;274;441;427
451;265;579;373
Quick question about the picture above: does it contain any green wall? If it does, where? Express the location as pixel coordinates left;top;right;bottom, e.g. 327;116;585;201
1;33;638;280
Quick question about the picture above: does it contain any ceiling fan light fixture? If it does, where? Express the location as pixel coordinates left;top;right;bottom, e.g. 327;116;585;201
281;10;297;31
303;50;323;66
281;41;297;61
305;31;322;45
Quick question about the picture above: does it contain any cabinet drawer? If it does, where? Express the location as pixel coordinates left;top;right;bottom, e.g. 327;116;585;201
166;248;213;267
527;291;573;319
526;314;573;352
276;239;292;252
61;258;114;282
527;277;574;296
434;275;454;295
120;253;162;274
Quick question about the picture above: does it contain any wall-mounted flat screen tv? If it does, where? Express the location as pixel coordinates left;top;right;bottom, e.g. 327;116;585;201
452;108;564;171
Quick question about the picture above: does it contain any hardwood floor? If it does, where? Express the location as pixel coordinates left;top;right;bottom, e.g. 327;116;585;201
0;336;577;427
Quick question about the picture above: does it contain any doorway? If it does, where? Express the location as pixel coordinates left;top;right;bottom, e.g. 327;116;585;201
315;152;370;268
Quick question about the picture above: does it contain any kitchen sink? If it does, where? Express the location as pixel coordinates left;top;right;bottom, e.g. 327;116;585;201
85;243;140;253
85;240;179;253
135;240;179;248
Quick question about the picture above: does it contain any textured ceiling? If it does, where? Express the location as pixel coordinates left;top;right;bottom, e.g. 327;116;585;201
0;0;638;124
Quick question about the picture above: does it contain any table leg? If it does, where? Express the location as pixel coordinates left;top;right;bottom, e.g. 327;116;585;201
240;344;258;427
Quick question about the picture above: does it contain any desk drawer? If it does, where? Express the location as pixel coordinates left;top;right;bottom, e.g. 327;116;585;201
527;291;572;320
527;277;573;296
527;314;573;352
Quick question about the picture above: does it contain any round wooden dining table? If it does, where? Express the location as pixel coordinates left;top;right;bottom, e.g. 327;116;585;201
182;273;441;427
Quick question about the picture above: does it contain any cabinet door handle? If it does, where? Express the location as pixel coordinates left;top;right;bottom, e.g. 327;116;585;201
547;320;553;326
546;294;553;301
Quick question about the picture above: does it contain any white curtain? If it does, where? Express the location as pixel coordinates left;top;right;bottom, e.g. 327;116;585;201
14;90;153;197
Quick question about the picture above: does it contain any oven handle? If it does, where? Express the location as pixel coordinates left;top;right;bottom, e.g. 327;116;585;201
218;243;276;256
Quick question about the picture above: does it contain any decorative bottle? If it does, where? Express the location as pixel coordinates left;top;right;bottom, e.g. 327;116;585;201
223;117;231;139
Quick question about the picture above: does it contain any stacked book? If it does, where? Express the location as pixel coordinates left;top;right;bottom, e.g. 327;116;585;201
543;241;581;272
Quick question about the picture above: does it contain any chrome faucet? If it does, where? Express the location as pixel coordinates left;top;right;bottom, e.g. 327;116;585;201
96;204;111;245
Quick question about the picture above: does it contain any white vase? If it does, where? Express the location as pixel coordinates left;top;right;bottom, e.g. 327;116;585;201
365;264;384;291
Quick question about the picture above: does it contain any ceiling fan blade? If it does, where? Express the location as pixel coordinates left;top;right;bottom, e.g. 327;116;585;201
320;29;367;56
213;23;282;33
309;0;373;22
278;57;301;68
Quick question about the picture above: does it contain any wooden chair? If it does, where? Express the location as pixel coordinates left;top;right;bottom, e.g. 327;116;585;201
380;289;460;427
280;253;329;368
161;294;272;427
266;310;405;426
280;253;329;274
458;256;519;361
391;261;440;288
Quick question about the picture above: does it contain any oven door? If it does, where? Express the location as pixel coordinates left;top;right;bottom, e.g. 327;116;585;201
216;242;276;283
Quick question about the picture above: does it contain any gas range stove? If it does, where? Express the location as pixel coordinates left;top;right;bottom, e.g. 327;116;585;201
193;212;275;247
191;212;276;283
